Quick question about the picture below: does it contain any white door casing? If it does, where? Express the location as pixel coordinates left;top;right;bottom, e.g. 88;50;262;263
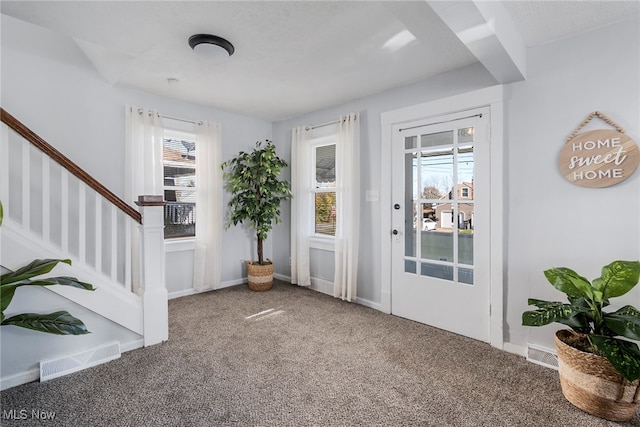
380;85;504;349
391;108;490;342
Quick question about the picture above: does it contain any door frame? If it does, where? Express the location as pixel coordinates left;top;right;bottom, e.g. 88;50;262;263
380;85;504;350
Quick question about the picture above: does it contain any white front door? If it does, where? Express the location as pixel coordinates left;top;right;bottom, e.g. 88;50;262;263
391;107;491;342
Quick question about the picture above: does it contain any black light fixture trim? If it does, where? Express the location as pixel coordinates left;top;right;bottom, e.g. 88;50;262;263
188;34;234;56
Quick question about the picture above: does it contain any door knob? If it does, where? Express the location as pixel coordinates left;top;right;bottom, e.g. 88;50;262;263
392;229;399;235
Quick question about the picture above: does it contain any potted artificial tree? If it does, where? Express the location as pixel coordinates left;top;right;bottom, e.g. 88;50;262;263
522;260;640;421
221;140;292;291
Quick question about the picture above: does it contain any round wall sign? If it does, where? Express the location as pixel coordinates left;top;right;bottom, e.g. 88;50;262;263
559;129;639;188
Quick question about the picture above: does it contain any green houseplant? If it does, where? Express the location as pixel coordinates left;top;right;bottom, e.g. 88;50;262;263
522;260;640;421
0;201;94;334
221;140;292;291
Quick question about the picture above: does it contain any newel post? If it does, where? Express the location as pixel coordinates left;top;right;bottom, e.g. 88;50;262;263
135;195;168;346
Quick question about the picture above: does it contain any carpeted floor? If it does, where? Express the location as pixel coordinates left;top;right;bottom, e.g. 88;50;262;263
1;280;638;426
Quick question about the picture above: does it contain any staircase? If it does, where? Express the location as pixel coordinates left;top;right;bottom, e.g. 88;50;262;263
0;108;168;389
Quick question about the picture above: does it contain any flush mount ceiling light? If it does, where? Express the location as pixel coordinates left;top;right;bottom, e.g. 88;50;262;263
189;34;234;63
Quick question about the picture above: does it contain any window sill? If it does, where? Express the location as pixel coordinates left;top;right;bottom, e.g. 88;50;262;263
165;237;196;253
309;235;335;252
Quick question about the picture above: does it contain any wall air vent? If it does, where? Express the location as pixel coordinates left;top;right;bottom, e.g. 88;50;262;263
526;344;558;370
40;341;121;382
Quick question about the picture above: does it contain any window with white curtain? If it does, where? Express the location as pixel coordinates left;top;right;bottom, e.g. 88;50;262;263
163;129;197;239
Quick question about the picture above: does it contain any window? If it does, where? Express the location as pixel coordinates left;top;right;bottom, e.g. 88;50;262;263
163;130;196;238
461;187;469;198
312;139;336;236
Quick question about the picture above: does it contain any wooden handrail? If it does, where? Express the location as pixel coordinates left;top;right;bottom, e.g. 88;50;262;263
1;108;142;224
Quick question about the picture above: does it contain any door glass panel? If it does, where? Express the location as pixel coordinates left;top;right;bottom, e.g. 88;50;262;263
405;260;416;274
458;127;474;144
458;145;474;199
420;147;453;262
458;224;474;265
422;130;452;148
404;153;416;257
402;124;479;284
421;262;453;281
458;267;474;285
457;142;474;273
405;135;417;150
421;228;453;262
420;148;453;198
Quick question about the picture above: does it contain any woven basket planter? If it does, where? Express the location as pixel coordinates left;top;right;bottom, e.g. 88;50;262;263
245;260;274;292
555;330;640;421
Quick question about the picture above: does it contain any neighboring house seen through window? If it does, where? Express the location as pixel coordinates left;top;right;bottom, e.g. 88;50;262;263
163;130;196;238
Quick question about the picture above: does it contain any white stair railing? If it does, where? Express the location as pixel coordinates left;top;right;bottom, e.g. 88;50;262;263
1;125;137;291
1;108;167;345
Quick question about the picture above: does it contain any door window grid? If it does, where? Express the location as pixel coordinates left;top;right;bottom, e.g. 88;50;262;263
403;124;475;284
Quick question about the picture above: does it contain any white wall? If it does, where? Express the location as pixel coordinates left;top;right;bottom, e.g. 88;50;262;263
1;14;273;292
272;62;498;305
504;18;639;350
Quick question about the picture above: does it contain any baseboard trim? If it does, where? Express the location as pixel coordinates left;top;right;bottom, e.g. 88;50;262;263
168;288;198;300
310;277;333;296
120;338;144;353
218;278;246;289
355;297;383;311
503;342;527;357
273;273;291;282
0;338;144;391
380;290;391;314
0;368;39;391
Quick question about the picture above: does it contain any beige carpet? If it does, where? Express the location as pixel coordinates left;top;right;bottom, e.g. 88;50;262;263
1;280;638;426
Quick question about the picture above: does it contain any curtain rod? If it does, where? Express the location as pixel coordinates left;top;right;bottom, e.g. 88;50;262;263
398;113;482;133
135;108;203;125
306;119;337;131
306;114;358;131
160;113;203;126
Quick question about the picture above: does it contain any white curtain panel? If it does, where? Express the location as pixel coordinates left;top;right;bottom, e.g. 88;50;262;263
125;106;164;200
334;113;360;301
290;126;311;287
125;105;164;292
193;121;222;291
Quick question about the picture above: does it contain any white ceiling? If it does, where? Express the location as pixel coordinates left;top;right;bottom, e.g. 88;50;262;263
2;1;638;121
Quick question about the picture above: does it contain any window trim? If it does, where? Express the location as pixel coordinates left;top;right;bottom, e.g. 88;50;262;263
163;128;197;240
310;136;337;242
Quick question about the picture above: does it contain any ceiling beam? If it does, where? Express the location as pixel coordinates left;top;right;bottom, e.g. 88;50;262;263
426;0;526;83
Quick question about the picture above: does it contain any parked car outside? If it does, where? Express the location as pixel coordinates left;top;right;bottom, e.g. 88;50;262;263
423;218;436;231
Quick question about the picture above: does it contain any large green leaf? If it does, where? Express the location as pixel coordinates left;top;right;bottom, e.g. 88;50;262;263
1;284;20;313
544;267;593;300
556;313;591;333
1;259;71;285
590;335;640;382
604;306;640;340
597;260;640;299
1;276;94;313
522;299;585;327
1;311;90;335
28;277;95;291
